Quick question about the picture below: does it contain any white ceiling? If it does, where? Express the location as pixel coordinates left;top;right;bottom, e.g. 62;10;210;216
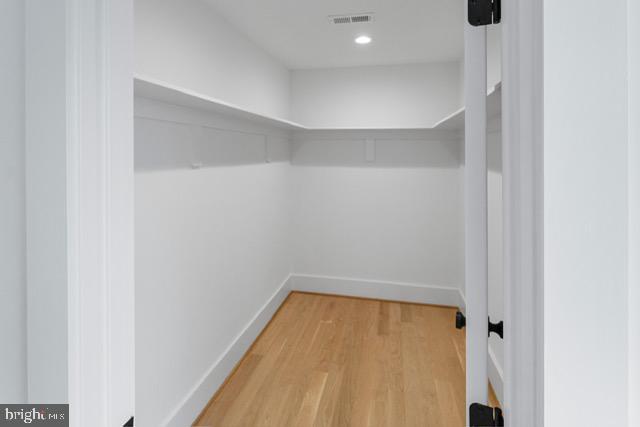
205;0;464;69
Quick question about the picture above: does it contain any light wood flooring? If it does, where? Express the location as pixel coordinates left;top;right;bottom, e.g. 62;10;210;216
194;292;498;427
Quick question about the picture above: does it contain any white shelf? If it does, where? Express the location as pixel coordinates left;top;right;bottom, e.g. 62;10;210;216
300;126;439;131
134;75;501;133
433;83;502;131
134;75;306;130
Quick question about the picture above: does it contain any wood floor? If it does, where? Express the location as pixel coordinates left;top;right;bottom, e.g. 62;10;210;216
194;292;498;427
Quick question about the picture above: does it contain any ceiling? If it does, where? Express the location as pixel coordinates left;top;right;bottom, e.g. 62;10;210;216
205;0;464;69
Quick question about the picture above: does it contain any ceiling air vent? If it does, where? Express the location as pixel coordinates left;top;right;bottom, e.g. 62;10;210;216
328;13;375;25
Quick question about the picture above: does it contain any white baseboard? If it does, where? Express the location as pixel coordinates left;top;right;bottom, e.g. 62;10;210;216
488;344;504;405
290;274;464;309
164;273;465;427
164;275;293;427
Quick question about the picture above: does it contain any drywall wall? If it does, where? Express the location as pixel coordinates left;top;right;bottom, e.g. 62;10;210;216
290;130;464;292
134;100;470;424
544;0;629;424
135;1;476;129
135;98;292;427
135;0;291;120
290;62;462;129
0;0;26;403
629;0;640;423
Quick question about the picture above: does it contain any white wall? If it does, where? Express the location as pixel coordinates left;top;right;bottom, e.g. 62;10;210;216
0;0;26;403
544;0;629;425
134;4;469;424
134;96;468;425
291;62;462;129
291;130;464;291
135;1;472;130
135;98;292;427
135;0;291;120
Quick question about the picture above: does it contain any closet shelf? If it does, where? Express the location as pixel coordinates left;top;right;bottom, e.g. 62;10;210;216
134;76;501;133
134;75;307;130
433;83;502;131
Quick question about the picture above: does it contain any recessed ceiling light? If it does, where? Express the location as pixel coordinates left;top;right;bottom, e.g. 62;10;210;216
355;35;372;45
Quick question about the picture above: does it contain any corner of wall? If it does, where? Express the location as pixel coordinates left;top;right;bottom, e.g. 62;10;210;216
135;0;293;121
290;274;463;308
163;275;293;427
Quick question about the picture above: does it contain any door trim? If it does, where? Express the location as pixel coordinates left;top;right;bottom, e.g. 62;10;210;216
501;0;544;425
24;0;135;424
65;0;135;424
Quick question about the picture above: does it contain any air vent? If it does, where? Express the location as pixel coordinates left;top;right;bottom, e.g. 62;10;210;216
328;13;375;25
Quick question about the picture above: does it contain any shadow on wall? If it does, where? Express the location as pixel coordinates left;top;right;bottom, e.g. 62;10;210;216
135;116;291;170
135;116;464;171
291;138;462;169
134;95;467;171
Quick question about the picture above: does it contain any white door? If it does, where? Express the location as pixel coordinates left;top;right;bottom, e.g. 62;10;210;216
464;1;492;425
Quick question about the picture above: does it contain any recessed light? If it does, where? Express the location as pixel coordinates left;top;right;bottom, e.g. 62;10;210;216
355;35;372;45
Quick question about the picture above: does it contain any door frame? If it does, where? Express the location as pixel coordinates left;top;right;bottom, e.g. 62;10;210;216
464;0;544;424
25;0;134;425
628;0;639;424
501;0;544;425
65;0;135;424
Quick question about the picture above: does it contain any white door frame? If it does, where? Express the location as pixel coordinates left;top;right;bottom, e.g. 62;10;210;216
464;0;545;424
66;0;135;424
501;0;544;425
67;0;135;425
465;1;546;425
628;1;640;423
25;0;134;425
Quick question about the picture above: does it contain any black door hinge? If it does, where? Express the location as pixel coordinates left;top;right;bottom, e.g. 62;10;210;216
468;0;501;26
470;403;504;426
488;318;503;339
455;312;503;339
123;416;134;427
456;310;466;329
